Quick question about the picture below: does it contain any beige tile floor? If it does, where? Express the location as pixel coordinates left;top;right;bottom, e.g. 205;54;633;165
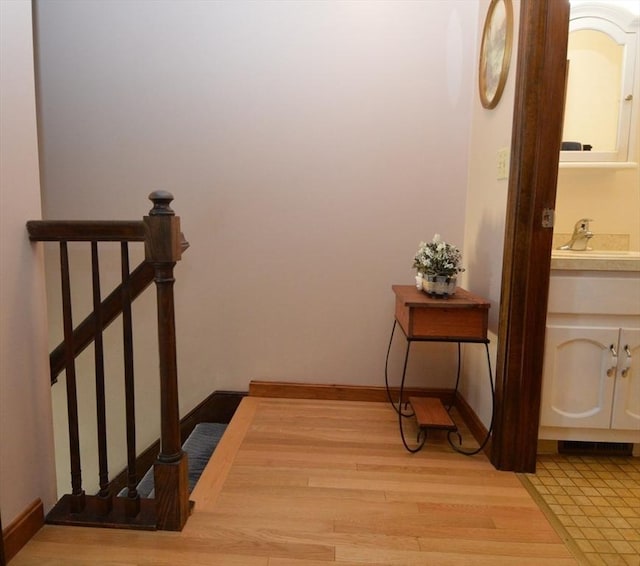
521;453;640;566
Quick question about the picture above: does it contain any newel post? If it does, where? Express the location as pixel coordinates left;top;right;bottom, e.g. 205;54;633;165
144;191;190;531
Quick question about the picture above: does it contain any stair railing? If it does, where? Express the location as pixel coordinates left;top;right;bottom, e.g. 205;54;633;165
27;191;190;531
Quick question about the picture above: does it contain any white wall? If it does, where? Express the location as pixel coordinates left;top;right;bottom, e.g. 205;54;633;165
460;0;521;428
35;0;481;478
554;163;640;251
0;0;57;522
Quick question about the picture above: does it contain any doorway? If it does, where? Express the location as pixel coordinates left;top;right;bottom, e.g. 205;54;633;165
489;0;570;472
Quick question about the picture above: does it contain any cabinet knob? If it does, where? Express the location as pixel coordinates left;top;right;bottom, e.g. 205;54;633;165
607;344;618;377
621;344;632;378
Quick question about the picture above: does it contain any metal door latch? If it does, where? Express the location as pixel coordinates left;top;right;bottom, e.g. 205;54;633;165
542;208;555;228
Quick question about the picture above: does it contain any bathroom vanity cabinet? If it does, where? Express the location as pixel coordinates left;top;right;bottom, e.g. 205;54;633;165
539;268;640;443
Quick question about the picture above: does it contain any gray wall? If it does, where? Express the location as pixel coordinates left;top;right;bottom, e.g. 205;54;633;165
34;0;480;493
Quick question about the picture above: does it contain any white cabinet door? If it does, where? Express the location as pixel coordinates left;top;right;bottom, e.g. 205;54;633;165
540;325;619;428
611;327;640;430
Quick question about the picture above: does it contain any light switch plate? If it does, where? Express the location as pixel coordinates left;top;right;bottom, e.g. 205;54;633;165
497;147;509;180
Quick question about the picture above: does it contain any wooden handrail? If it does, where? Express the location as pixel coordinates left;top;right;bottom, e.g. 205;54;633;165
28;223;189;383
30;192;190;532
26;220;146;242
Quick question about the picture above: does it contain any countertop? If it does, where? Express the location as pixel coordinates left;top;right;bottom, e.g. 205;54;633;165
550;250;640;272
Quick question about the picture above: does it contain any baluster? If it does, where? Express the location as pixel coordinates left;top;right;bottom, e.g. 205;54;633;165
145;191;189;531
121;242;140;517
91;242;111;514
60;242;85;512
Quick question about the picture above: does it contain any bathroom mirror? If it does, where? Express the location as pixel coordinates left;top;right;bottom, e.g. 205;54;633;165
560;4;638;163
563;29;623;153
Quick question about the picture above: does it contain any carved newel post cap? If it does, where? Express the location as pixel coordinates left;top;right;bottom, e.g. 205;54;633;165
148;190;175;216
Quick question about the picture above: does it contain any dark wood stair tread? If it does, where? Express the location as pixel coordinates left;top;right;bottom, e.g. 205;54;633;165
409;397;457;431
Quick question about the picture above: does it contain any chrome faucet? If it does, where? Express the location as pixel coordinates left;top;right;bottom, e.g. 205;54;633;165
559;218;594;251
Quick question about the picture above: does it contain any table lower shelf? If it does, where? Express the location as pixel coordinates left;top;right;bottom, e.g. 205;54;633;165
409;397;457;431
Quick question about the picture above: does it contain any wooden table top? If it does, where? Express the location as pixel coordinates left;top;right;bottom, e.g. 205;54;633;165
392;285;490;310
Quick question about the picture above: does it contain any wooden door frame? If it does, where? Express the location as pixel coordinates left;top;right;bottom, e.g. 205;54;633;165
490;0;570;472
1;509;5;566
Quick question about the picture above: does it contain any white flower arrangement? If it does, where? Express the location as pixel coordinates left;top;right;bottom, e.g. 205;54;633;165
412;234;465;278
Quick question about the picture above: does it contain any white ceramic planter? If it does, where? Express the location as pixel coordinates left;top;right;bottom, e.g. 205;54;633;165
422;275;457;297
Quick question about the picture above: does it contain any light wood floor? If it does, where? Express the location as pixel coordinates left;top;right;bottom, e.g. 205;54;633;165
12;397;579;565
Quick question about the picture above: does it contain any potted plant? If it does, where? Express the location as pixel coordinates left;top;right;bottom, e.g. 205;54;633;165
412;234;465;297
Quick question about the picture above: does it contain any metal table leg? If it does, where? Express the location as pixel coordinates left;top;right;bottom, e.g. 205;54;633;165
384;319;414;418
447;342;494;455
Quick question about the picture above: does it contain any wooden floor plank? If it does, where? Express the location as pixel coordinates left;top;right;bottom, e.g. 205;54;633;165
336;544;578;566
11;398;578;565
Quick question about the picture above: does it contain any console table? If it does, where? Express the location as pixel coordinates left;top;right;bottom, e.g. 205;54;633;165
385;285;493;454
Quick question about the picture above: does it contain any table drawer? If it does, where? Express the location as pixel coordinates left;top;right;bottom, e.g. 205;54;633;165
395;296;488;341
